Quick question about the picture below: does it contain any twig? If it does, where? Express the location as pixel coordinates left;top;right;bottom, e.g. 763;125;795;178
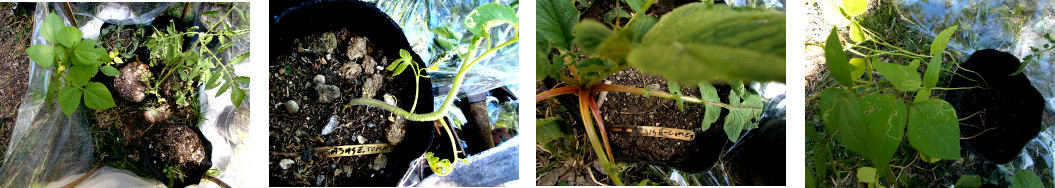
63;164;101;188
587;167;609;186
63;2;77;27
203;175;232;188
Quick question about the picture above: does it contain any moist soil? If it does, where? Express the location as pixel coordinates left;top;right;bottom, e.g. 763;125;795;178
268;28;423;186
0;2;33;165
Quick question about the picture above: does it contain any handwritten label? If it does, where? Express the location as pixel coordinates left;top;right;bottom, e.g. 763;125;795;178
608;125;695;141
315;144;395;158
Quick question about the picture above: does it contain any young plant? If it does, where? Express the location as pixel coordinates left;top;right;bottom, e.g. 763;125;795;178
809;0;972;186
142;5;250;108
347;2;519;175
26;12;119;116
537;0;784;185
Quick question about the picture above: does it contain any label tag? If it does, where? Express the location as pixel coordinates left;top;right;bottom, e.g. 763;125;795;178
608;125;696;141
315;143;395;158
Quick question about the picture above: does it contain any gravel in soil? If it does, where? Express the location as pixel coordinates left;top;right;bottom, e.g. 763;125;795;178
0;2;33;165
269;28;416;186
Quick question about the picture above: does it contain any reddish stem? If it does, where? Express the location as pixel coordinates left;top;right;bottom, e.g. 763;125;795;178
591;83;761;109
536;86;579;102
586;92;615;163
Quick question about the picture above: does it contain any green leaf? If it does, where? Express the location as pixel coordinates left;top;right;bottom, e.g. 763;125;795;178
56;26;81;47
597;29;632;64
464;3;518;36
906;99;960;160
82;82;116;110
57;86;82;116
920;26;957;102
233;76;250;84
812;143;832;180
40;12;65;44
954;175;981;188
67;64;98;87
1010;170;1042;188
723;87;763;142
231;87;245;107
573;20;612;53
215;82;231;97
848;57;866;80
624;15;657;44
392;61;411;75
202;10;220;18
205;70;223;89
536;117;569;145
536;48;564;81
824;27;853;88
603;8;632;23
856;167;877;183
819;87;861;135
817;0;851;27
851;94;907;173
873;61;922;91
630;4;785;83
26;44;56;67
842;0;870;17
537;0;579;51
230;52;250;65
698;82;720;130
100;65;120;76
668;82;684;111
429;26;459;40
71;39;102;66
849;22;867;43
624;0;653;13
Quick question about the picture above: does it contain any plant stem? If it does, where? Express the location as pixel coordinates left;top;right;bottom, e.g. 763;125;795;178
578;89;622;185
591;84;761;109
586;93;615;163
535;86;579;102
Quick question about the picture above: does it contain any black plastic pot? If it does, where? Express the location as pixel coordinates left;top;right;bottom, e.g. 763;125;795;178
946;49;1044;164
141;124;213;188
271;0;436;186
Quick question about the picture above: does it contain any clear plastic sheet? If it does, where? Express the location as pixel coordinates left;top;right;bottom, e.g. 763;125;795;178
897;0;1055;181
2;2;251;187
397;135;520;187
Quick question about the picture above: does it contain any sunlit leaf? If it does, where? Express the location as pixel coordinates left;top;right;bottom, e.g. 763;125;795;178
58;86;82;116
906;99;960;160
698;82;720;130
537;0;579;51
573;20;611;53
26;44;56;67
464;3;517;36
83;82;116;110
873;61;922;91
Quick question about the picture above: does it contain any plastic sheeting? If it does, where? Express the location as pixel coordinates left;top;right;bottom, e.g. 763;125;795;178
2;2;251;187
896;0;1055;181
397;136;520;187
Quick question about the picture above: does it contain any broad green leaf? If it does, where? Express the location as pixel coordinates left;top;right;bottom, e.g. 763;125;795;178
817;0;851;27
812;143;832;179
698;82;720;130
850;22;867;43
848;57;866;80
82;82;116;110
67;65;98;87
537;0;578;51
624;0;653;13
429;26;458;40
873;61;922;91
26;44;56;67
573;20;612;53
393;60;411;75
954;175;981;188
55;45;68;63
231;87;246;107
1010;170;1042;188
536;31;552;53
40;12;65;43
464;3;518;36
230;52;250;65
852;94;907;173
824;27;853;87
575;58;621;79
537;117;569;145
920;26;957;101
596;29;632;64
100;65;119;76
907;99;960;159
57;86;82;116
723;88;763;142
806;168;816;188
56;26;81;47
856;167;877;183
668;82;684;111
71;39;102;66
624;15;657;43
819;87;861;135
233;76;250;84
843;0;870;17
603;8;632;24
628;43;785;83
536;48;564;81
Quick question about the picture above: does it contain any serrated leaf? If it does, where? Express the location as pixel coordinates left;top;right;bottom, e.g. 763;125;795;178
205;70;223;89
82;82;116;110
1010;170;1042;188
630;4;785;83
698;82;720;130
57;86;82;116
67;65;98;87
40;12;65;44
954;175;981;188
624;0;653;13
573;20;611;53
231;87;245;107
464;3;518;36
907;99;960;160
230;52;250;65
203;10;220;18
843;0;870;17
100;65;120;76
624;15;657;43
824;27;853;87
873;61;922;91
723;88;763;142
537;0;579;51
26;44;56;67
215;82;231;97
856;167;877;183
850;94;907;173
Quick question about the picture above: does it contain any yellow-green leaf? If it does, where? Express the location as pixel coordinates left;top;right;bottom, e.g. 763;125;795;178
57;85;82;116
26;44;56;67
82;82;116;110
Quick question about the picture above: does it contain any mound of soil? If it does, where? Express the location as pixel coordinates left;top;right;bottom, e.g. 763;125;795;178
946;49;1044;164
143;124;213;187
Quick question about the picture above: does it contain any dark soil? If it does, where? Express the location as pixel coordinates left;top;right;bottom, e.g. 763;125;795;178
946;49;1044;164
268;28;429;186
143;124;213;187
0;2;33;165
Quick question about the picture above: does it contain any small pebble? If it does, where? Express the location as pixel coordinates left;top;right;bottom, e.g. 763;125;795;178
279;158;294;169
357;135;367;144
362;74;384;99
316;84;340;103
285;100;299;114
367;122;375;128
370;154;388;171
321;115;339;135
316;175;325;186
313;75;326;84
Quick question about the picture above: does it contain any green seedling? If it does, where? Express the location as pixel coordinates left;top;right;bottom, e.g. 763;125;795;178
26;12;119;116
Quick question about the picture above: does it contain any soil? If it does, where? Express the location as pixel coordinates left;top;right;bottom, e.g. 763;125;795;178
0;2;33;165
143;124;213;187
946;49;1044;164
268;28;430;186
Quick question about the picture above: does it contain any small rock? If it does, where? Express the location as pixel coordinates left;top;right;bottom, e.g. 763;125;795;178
362;74;384;99
315;84;340;103
316;175;325;186
367;122;375;128
321;115;339;135
343;165;354;177
369;154;388;171
313;75;326;84
114;60;151;102
387;117;406;145
326;54;333;61
338;62;362;81
304;32;337;54
280;158;294;170
357;135;367;144
347;37;368;61
383;94;397;106
285;100;299;114
362;55;376;74
143;105;171;124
